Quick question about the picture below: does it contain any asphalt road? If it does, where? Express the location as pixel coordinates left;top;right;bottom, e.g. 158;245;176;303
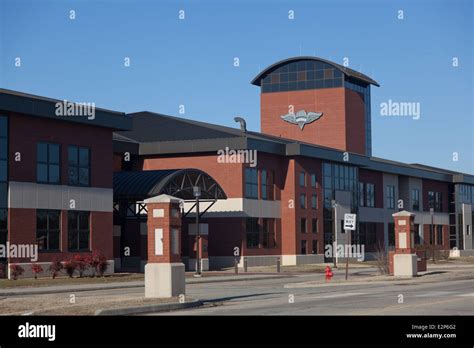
5;266;473;315
155;276;474;315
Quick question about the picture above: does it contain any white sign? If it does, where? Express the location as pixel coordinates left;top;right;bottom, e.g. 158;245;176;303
344;214;357;231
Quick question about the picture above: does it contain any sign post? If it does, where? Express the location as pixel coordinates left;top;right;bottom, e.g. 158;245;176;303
343;213;357;280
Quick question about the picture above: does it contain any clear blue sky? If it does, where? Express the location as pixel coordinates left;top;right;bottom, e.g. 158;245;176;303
1;0;472;173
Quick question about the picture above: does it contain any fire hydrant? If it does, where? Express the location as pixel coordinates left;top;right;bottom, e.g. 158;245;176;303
325;266;333;282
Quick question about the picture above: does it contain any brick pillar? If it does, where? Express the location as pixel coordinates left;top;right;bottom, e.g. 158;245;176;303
143;194;185;298
390;210;418;277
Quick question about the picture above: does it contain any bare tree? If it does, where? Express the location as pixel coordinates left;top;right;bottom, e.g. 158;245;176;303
375;241;389;275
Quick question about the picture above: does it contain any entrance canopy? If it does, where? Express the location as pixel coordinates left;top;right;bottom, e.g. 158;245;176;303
113;169;227;202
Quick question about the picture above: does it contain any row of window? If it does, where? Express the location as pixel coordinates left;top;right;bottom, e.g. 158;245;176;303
358;182;375;208
262;68;343;85
245;218;276;249
388;223;444;246
300;218;318;234
299;171;317;188
244;168;274;200
299;193;318;209
36;210;90;251
300;239;318;254
37;142;91;186
261;78;343;93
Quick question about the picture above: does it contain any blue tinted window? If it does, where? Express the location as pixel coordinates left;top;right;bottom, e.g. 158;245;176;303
0;117;6;137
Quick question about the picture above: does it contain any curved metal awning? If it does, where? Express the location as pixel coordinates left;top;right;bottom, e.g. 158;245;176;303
113;169;227;201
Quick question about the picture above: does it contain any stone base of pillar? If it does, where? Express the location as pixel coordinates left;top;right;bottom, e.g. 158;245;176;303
145;263;185;298
393;254;418;277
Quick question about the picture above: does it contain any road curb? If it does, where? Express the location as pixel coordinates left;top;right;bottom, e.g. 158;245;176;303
0;274;291;297
95;299;203;316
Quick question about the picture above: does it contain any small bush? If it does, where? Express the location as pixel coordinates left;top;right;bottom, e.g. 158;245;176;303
73;254;90;277
63;259;77;278
30;263;44;279
48;258;63;279
91;250;108;277
10;264;25;280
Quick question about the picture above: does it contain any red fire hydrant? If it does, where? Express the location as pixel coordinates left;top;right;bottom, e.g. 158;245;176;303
325;266;333;282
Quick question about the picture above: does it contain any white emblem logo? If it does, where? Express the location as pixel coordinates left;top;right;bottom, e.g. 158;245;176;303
281;110;323;130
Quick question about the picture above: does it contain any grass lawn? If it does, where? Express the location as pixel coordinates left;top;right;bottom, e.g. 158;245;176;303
0;273;144;289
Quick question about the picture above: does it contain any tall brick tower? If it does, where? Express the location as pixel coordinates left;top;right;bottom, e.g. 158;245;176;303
251;57;379;156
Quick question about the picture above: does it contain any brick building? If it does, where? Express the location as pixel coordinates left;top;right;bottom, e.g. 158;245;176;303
1;56;473;276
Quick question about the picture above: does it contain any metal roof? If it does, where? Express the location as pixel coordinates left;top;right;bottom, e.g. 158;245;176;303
113;112;473;184
0;88;132;131
251;56;380;87
113;169;227;201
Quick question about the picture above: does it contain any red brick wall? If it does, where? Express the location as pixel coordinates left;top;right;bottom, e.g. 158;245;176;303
345;89;366;155
8;112;113;188
260;87;367;155
7;208;113;263
138;154;243;198
146;202;181;263
292;157;323;254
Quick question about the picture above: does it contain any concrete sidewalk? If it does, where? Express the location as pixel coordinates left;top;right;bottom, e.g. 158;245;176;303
0;273;291;297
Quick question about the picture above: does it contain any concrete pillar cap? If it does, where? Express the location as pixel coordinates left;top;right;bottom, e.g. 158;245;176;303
392;210;415;218
144;194;182;204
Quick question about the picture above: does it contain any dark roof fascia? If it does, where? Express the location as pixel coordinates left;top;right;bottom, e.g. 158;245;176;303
0;89;132;131
453;174;474;185
251;56;380;87
113;139;140;155
138;137;249;155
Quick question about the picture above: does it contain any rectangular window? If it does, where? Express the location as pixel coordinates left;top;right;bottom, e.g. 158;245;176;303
312;240;318;254
244;168;258;199
311;194;317;209
246;218;259;248
261;169;267;200
366;183;375;207
414;224;421;245
261;170;274;200
0;116;7;209
300;171;306;187
68;211;90;251
36;210;61;251
37;142;60;184
412;189;420;211
428;191;442;212
358;182;365;207
300;193;306;209
68;145;90;186
312;218;318;234
0;209;7;255
386;185;395;209
388;223;395;247
301;240;307;254
311;173;317;188
429;224;434;245
301;218;307;234
437;225;443;245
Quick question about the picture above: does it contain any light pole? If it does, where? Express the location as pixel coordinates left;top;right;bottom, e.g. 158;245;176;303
332;200;338;268
430;207;435;264
193;186;202;277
